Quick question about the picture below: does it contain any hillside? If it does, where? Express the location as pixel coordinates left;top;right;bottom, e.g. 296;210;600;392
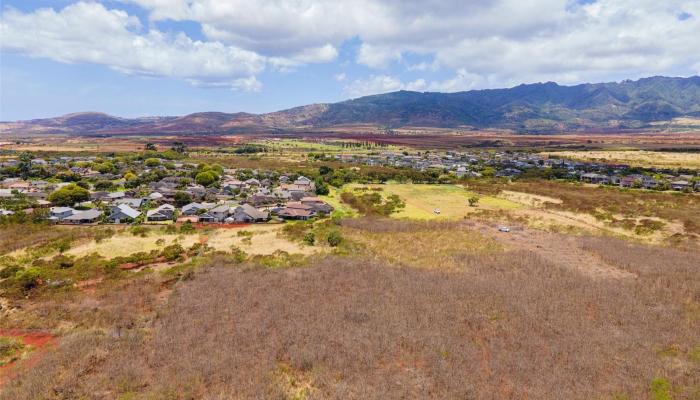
2;76;700;135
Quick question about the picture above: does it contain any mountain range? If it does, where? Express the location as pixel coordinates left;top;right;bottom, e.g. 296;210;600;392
2;76;700;135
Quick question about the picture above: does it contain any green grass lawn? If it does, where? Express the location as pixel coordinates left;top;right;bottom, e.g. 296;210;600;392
320;187;357;217
346;183;520;220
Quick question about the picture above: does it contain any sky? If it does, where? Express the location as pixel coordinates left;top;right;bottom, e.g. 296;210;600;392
1;0;699;120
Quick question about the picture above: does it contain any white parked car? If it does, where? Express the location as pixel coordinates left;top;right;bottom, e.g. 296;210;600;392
498;226;511;232
433;208;441;214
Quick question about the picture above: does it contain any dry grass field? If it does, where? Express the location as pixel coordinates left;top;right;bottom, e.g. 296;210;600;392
64;225;314;259
543;150;700;169
1;221;698;399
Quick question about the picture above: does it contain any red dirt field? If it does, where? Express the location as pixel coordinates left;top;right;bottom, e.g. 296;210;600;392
4;129;700;152
0;330;57;387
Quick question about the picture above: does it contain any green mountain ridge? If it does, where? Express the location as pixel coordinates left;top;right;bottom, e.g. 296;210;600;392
2;76;700;135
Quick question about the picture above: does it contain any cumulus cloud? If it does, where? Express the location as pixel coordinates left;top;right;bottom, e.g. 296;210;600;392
0;2;266;90
3;0;700;95
344;75;427;98
127;0;700;87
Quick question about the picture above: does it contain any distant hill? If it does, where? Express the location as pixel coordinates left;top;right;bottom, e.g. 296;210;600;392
2;76;700;135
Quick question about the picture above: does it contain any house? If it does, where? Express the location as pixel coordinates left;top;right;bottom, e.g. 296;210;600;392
278;203;316;220
90;191;111;202
181;202;215;215
293;176;315;191
50;207;75;220
146;204;175;221
209;204;233;222
197;213;218;223
108;191;126;201
232;204;269;223
580;173;610;185
671;180;690;191
62;209;102;224
247;194;279;207
114;198;145;209
300;197;334;214
109;204;141;223
148;192;164;201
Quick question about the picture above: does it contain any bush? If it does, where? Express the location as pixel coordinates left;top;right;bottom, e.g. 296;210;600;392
303;232;315;246
94;228;115;243
0;336;24;360
229;245;248;264
161;244;185;262
145;158;161;167
13;267;42;292
180;221;195;234
327;231;342;247
130;226;149;237
649;377;672;400
51;254;75;269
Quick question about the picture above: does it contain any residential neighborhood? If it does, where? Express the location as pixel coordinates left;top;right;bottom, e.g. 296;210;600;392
0;152;334;225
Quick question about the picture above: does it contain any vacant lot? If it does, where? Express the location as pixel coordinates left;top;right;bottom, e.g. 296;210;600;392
543;150;700;169
2;227;698;399
347;183;520;219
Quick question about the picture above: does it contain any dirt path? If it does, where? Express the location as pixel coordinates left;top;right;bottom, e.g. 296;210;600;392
472;222;636;280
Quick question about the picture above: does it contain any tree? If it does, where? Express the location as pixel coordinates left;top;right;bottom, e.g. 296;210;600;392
468;195;480;207
145;142;157;151
171;142;187;154
315;178;329;195
124;171;137;181
174;191;192;207
18;152;32;179
195;171;219;187
48;184;90;206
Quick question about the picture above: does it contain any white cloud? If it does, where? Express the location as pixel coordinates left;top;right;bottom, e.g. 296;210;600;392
3;0;700;96
357;43;401;68
344;75;427;98
0;2;266;90
334;73;347;82
127;0;700;87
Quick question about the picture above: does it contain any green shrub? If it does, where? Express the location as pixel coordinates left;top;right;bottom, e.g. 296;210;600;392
303;232;315;246
327;231;343;247
650;377;672;400
0;336;24;361
180;221;195;234
13;267;42;292
161;244;185;262
51;254;75;269
689;344;700;364
94;228;116;243
0;264;22;279
229;246;248;264
128;226;148;237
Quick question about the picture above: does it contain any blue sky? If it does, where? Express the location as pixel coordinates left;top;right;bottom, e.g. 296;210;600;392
1;0;699;120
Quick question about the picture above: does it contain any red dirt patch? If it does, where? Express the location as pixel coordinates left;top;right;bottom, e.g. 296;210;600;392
0;330;57;386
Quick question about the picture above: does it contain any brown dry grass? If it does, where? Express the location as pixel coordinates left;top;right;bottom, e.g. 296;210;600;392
0;225;99;255
2;233;699;399
342;218;501;269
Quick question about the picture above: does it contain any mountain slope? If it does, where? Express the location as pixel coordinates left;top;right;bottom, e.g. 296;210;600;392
2;76;700;135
